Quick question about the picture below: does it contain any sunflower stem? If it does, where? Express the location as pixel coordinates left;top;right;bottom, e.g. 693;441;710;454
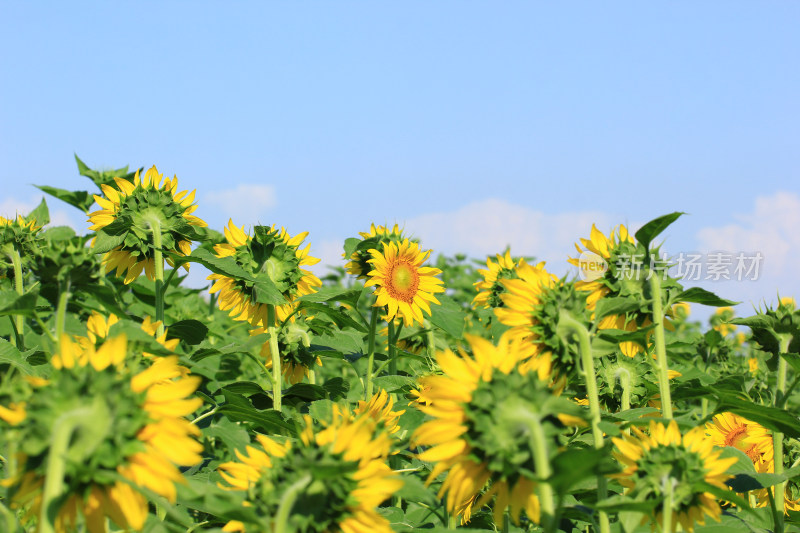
147;215;166;338
529;417;556;533
274;473;311;533
558;310;610;533
618;368;632;435
649;273;673;420
39;405;96;533
267;305;283;412
55;280;71;353
662;479;674;533
365;306;379;401
8;248;24;348
388;319;398;376
426;326;436;361
773;336;790;533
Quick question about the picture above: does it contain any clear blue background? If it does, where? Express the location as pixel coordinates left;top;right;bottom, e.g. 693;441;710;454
2;2;799;318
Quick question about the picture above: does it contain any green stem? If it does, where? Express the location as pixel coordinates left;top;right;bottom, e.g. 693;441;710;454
33;312;58;344
529;417;556;532
38;406;95;533
649;274;673;419
274;473;311;533
388;319;397;376
147;215;166;338
55;281;71;351
364;307;379;401
9;248;24;348
773;336;791;532
662;479;673;533
426;326;436;361
267;306;282;412
191;406;219;426
618;368;632;435
558;310;610;533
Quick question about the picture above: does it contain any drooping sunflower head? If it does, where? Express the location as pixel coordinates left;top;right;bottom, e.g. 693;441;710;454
88;165;207;284
2;334;203;532
493;262;588;381
208;220;322;327
611;420;737;532
595;352;653;411
0;213;43;277
218;408;402;533
345;223;406;279
472;250;523;310
365;239;445;327
252;318;320;384
411;332;583;526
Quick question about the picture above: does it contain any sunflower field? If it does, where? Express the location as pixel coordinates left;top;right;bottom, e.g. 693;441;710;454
2;157;800;533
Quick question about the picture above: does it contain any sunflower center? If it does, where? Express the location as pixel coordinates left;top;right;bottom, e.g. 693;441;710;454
724;425;747;449
387;261;420;303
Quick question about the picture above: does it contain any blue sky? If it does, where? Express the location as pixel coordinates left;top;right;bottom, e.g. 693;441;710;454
2;2;799;319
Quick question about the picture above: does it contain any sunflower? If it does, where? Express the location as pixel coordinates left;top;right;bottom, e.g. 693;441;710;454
711;307;736;336
611;420;737;532
472;250;524;309
354;388;405;436
217;407;402;533
365;239;445;327
251;318;321;384
705;412;773;473
1;334;202;532
78;311;179;355
568;224;676;357
411;332;581;526
208;220;321;327
0;213;43;277
345;223;406;279
493;261;587;382
87;165;207;284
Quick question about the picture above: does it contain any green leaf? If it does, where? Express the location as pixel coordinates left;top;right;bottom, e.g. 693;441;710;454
183;247;255;282
283;383;328;403
549;446;614;493
309;399;334;421
166;319;208;345
429;294;465;339
297;286;365;306
217;390;294;434
91;231;126;254
321;377;349;401
0;291;39;317
35;185;95;213
594;296;640;322
677;287;739;307
373;375;415;393
295;302;367;332
252;280;288;306
0;338;36;375
634;212;683;251
24;197;50;227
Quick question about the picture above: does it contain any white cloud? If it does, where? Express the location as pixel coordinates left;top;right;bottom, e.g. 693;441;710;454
695;191;800;308
0;196;81;229
203;184;277;226
403;198;614;276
